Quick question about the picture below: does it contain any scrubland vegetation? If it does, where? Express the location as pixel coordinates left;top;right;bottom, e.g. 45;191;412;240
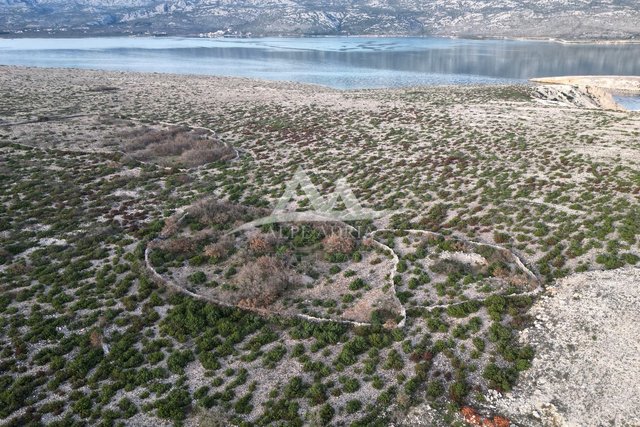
0;66;639;426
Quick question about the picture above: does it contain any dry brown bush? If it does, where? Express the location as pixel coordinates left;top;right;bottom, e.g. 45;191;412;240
204;236;234;260
234;256;292;306
491;265;511;278
362;237;376;248
179;144;235;167
192;229;217;241
89;330;103;348
493;231;511;244
190;199;237;226
160;237;195;254
322;232;355;254
120;125;234;167
89;85;119;93
161;216;180;237
189;199;267;229
248;233;279;255
7;262;30;275
509;273;538;289
120;126;156;152
151;132;195;156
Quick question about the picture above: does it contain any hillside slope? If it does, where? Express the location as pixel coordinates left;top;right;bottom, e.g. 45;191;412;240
1;0;639;39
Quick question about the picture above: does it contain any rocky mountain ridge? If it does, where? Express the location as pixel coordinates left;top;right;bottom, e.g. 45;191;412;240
1;0;639;39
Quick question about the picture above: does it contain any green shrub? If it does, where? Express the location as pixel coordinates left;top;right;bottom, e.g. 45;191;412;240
263;345;286;367
306;382;327;405
383;349;404;370
448;380;467;403
318;403;335;424
284;376;306;399
426;380;444;399
345;399;362;414
349;278;366;291
446;300;480;318
167;350;194;374
341;377;360;393
595;253;623;270
188;271;207;284
472;337;485;352
234;393;253;414
156;388;191;421
118;397;138;418
72;396;92;418
483;363;517;392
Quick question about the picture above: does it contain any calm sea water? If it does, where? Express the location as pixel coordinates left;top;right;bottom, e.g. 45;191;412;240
1;37;640;92
614;95;640;111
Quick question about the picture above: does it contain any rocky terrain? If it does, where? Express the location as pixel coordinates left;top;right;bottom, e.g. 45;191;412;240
1;0;640;39
530;76;640;111
532;85;624;111
492;267;640;427
401;267;640;427
531;76;640;94
0;66;639;426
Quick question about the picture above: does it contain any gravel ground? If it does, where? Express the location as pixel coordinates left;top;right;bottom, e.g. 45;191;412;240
490;267;640;427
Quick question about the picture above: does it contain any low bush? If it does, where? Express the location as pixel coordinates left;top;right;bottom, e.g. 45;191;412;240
235;256;293;306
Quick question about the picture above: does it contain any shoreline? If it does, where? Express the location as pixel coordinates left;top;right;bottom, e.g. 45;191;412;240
2;65;635;115
1;33;640;45
0;64;531;92
530;76;640;94
477;35;640;45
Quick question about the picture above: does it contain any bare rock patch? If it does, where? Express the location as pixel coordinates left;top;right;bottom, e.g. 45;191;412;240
492;267;640;427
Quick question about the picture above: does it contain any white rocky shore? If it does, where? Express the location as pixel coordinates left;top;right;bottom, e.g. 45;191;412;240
532;84;625;110
531;76;640;111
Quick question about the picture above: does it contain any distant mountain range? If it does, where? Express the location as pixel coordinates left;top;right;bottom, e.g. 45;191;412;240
1;0;639;39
